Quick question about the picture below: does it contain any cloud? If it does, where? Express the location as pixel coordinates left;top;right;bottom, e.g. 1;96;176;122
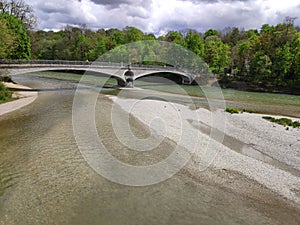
27;0;300;33
89;0;152;9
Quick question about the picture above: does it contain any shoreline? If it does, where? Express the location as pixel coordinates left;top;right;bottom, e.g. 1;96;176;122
109;95;300;207
218;80;300;95
0;82;38;116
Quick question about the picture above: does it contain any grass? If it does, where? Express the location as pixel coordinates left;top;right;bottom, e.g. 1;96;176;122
262;116;300;128
0;82;12;104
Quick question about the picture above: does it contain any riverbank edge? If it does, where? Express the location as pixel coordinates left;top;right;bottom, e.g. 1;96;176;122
0;82;38;116
218;79;300;95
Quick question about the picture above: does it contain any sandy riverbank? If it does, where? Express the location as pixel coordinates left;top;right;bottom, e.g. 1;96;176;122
109;96;300;206
0;82;38;116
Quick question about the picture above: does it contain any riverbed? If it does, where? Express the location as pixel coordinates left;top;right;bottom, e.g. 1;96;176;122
0;74;300;225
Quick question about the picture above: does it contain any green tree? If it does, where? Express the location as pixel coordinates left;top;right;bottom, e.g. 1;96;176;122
273;44;293;85
245;29;259;39
184;30;204;58
88;36;107;60
0;16;15;58
260;24;274;34
165;31;184;44
249;51;272;83
204;36;229;74
0;13;31;59
0;0;37;29
204;29;219;40
73;34;93;60
36;39;56;59
106;28;125;45
233;41;251;78
143;33;156;41
124;26;143;43
289;32;300;86
221;27;245;47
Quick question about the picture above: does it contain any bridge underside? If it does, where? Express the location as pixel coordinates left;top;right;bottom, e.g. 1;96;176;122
134;72;192;84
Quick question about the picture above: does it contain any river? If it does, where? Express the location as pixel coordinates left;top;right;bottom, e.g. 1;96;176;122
0;74;300;225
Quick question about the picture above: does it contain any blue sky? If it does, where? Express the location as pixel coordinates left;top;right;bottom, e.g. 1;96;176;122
28;0;300;34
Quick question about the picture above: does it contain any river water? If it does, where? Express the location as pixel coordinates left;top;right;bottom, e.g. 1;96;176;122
0;74;300;225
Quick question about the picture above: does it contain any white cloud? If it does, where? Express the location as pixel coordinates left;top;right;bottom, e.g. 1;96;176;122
27;0;300;33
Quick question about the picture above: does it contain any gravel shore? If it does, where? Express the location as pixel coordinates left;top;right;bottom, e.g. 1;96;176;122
0;82;38;116
110;96;300;205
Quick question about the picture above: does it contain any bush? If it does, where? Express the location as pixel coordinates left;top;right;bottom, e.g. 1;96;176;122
242;108;255;113
225;107;239;114
292;121;300;128
262;116;300;128
0;82;12;103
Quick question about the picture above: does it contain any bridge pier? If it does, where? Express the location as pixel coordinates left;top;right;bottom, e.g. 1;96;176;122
124;66;134;88
117;79;126;87
182;76;192;84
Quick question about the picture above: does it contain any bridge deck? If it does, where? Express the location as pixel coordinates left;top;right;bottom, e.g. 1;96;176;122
0;60;194;84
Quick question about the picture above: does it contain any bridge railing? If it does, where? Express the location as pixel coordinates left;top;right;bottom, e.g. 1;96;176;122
0;59;127;69
0;59;99;65
0;59;189;73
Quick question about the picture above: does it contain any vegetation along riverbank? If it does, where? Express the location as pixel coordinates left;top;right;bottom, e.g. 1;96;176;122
0;81;12;104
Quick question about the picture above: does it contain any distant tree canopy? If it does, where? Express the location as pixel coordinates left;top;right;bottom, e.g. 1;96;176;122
27;19;300;88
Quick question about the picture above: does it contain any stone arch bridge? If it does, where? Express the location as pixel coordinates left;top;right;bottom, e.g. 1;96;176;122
0;60;195;87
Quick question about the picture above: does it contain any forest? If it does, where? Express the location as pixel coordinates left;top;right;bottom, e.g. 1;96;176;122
1;0;300;91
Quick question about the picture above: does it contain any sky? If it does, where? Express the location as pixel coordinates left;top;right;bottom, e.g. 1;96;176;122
27;0;300;35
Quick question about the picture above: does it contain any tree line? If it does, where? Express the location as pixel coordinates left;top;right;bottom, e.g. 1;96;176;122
0;0;300;89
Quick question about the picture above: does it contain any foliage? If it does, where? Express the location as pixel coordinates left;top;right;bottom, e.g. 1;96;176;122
0;16;15;58
0;82;12;103
204;35;229;75
0;13;31;59
0;0;37;29
164;31;184;44
225;107;239;114
262;116;300;128
124;26;143;43
232;20;299;87
27;20;300;89
204;29;219;40
184;30;204;58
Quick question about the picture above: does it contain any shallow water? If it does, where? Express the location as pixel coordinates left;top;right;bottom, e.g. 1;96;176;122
0;74;300;224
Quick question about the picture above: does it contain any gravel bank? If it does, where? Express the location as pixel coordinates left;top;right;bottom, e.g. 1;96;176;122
109;96;300;205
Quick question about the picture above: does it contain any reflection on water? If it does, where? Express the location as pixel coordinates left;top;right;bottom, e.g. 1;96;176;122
0;74;299;225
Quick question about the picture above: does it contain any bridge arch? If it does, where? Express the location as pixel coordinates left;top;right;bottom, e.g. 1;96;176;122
5;67;126;82
133;70;192;84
